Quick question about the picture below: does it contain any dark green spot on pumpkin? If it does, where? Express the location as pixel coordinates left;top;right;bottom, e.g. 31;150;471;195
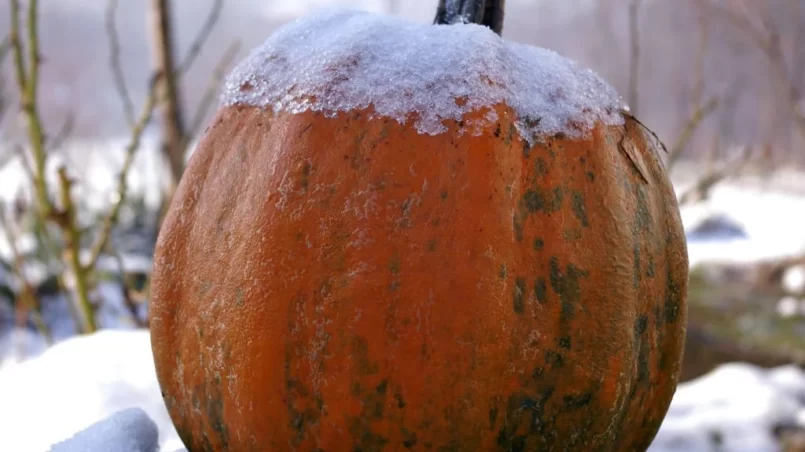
534;278;547;304
562;228;582;242
402;428;418;448
635;186;652;231
570;190;589;227
549;257;588;321
513;277;526;314
563;392;593;411
534;158;548;178
522;187;563;215
388;257;401;274
665;276;682;324
499;264;508;280
558;336;571;349
545;350;565;369
533;237;544;251
513;213;525;242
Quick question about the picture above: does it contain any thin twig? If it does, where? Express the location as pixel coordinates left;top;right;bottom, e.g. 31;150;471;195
0;203;51;343
0;35;11;126
677;145;753;205
104;0;135;127
177;0;224;76
185;40;240;148
667;97;719;169
10;0;52;218
49;112;75;151
9;0;27;96
707;0;805;135
107;245;147;328
84;78;160;271
627;0;644;114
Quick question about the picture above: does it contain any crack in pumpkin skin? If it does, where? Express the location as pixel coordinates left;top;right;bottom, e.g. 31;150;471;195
149;103;688;451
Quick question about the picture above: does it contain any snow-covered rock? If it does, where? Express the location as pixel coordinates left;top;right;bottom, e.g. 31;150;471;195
49;407;159;452
686;213;748;242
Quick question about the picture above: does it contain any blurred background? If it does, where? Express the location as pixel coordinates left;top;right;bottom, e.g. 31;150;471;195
0;0;804;451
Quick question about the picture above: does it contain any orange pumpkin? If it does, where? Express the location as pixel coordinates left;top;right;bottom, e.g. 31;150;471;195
150;2;688;451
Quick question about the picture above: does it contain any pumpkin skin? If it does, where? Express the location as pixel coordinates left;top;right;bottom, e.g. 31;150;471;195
150;98;688;451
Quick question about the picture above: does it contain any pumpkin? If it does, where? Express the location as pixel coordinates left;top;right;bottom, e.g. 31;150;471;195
149;1;688;450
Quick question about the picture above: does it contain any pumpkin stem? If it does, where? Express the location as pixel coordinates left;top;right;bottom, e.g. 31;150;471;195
434;0;505;35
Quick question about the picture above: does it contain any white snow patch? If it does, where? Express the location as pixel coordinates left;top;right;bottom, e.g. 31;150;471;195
223;8;625;144
650;363;805;452
783;265;805;294
0;330;183;452
678;181;805;268
776;296;804;318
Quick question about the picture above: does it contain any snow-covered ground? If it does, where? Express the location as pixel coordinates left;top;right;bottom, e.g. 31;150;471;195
1;142;805;450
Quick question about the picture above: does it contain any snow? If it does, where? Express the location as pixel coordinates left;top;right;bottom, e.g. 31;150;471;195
649;364;805;452
0;330;184;452
223;8;625;144
678;181;805;268
783;265;805;294
49;407;159;452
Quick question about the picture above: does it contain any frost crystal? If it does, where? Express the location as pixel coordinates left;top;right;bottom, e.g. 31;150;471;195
222;8;625;143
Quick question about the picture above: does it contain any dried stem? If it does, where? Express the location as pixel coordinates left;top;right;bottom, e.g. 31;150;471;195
10;0;51;219
108;246;147;328
56;168;96;333
0;204;51;343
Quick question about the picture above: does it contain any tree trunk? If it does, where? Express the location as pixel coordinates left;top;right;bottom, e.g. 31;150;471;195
148;0;186;219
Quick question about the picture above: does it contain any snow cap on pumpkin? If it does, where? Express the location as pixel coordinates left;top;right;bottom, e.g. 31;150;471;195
222;8;626;144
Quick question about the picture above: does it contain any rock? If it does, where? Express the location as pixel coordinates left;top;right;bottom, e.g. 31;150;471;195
49;407;159;452
687;213;748;241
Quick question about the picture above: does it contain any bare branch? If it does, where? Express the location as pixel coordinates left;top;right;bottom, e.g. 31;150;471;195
185;40;240;147
56;167;97;333
107;246;147;328
84;80;160;271
0;35;11;126
707;0;805;136
105;0;135;127
149;0;187;198
49;112;75;151
677;144;753;205
10;0;52;217
9;0;27;95
667;97;719;169
177;0;223;76
627;0;644;114
0;203;51;343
